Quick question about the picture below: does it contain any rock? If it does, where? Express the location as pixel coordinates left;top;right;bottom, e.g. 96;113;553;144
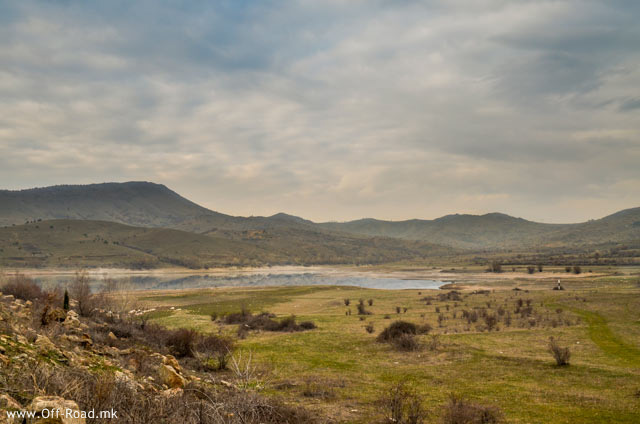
62;310;84;330
44;308;67;324
26;396;85;424
161;388;183;397
80;333;93;347
35;334;57;352
2;295;14;301
107;331;118;342
162;355;182;372
25;300;33;307
158;364;185;389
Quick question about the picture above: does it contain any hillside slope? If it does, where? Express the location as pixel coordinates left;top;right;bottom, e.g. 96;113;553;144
319;208;640;249
0;220;454;268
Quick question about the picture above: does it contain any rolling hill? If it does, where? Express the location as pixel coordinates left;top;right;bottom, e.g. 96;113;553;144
0;219;454;268
319;208;640;249
1;182;638;255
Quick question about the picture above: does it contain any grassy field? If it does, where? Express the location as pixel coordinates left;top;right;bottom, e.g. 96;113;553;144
136;269;640;423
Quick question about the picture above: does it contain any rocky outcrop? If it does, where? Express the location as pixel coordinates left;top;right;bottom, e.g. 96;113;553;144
26;396;86;424
158;364;186;389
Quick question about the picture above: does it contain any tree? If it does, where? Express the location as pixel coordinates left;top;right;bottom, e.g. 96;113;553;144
63;289;70;311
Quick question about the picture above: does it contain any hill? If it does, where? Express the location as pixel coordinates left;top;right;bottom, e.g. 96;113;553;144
0;219;454;268
319;208;640;249
1;182;638;252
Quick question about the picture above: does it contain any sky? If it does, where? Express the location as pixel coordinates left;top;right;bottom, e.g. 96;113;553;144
1;0;639;223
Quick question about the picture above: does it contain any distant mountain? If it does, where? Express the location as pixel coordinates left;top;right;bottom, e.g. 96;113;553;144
0;182;317;234
1;182;638;252
0;182;220;228
319;208;640;249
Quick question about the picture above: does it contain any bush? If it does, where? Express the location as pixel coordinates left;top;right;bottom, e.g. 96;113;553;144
565;266;572;273
572;266;582;274
365;323;375;333
377;321;417;343
357;299;371;315
548;337;571;366
1;273;44;301
344;298;350;306
70;270;95;317
527;266;535;274
441;395;504;424
368;299;374;306
379;382;426;424
166;328;199;358
489;261;502;273
392;334;421;351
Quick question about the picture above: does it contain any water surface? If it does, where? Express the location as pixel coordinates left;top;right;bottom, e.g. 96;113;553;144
32;271;448;291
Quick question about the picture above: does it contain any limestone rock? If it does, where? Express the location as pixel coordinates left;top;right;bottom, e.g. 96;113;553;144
158;364;185;389
26;396;85;424
162;355;182;372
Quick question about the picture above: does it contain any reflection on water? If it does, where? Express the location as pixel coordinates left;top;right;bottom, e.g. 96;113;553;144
33;272;447;291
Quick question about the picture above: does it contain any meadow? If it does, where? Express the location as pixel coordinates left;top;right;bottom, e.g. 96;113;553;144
135;266;640;423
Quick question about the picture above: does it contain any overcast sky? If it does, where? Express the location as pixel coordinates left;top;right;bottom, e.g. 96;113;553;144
1;1;639;223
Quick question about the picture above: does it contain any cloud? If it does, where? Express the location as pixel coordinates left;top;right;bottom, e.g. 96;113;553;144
0;0;638;223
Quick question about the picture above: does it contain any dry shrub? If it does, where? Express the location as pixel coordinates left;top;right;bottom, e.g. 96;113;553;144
392;334;421;351
548;337;571;366
1;360;316;423
1;273;44;301
441;395;504;424
377;321;417;343
379;382;426;424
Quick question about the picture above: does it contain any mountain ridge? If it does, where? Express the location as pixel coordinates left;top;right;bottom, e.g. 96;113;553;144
1;182;639;250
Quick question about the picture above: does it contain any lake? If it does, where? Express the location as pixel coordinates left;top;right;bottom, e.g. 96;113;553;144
30;269;449;291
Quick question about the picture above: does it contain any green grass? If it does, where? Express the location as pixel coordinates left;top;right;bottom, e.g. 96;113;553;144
139;278;640;423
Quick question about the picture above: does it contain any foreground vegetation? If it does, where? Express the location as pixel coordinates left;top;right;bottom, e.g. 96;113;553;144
136;269;640;423
1;267;639;423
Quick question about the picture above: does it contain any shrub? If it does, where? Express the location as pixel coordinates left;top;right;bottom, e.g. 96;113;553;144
344;298;350;306
548;337;571;366
441;395;504;424
357;299;371;315
393;334;421;351
377;321;417;343
196;334;235;370
70;270;95;317
368;299;374;306
224;306;252;324
379;382;426;424
572;266;582;274
1;273;44;301
484;314;498;331
538;264;543;272
166;328;198;358
396;306;402;314
527;266;535;274
489;261;502;273
299;321;317;330
63;289;70;311
365;323;375;333
565;266;572;273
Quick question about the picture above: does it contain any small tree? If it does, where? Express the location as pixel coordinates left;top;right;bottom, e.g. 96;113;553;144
548;337;571;366
70;270;94;316
63;289;70;311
